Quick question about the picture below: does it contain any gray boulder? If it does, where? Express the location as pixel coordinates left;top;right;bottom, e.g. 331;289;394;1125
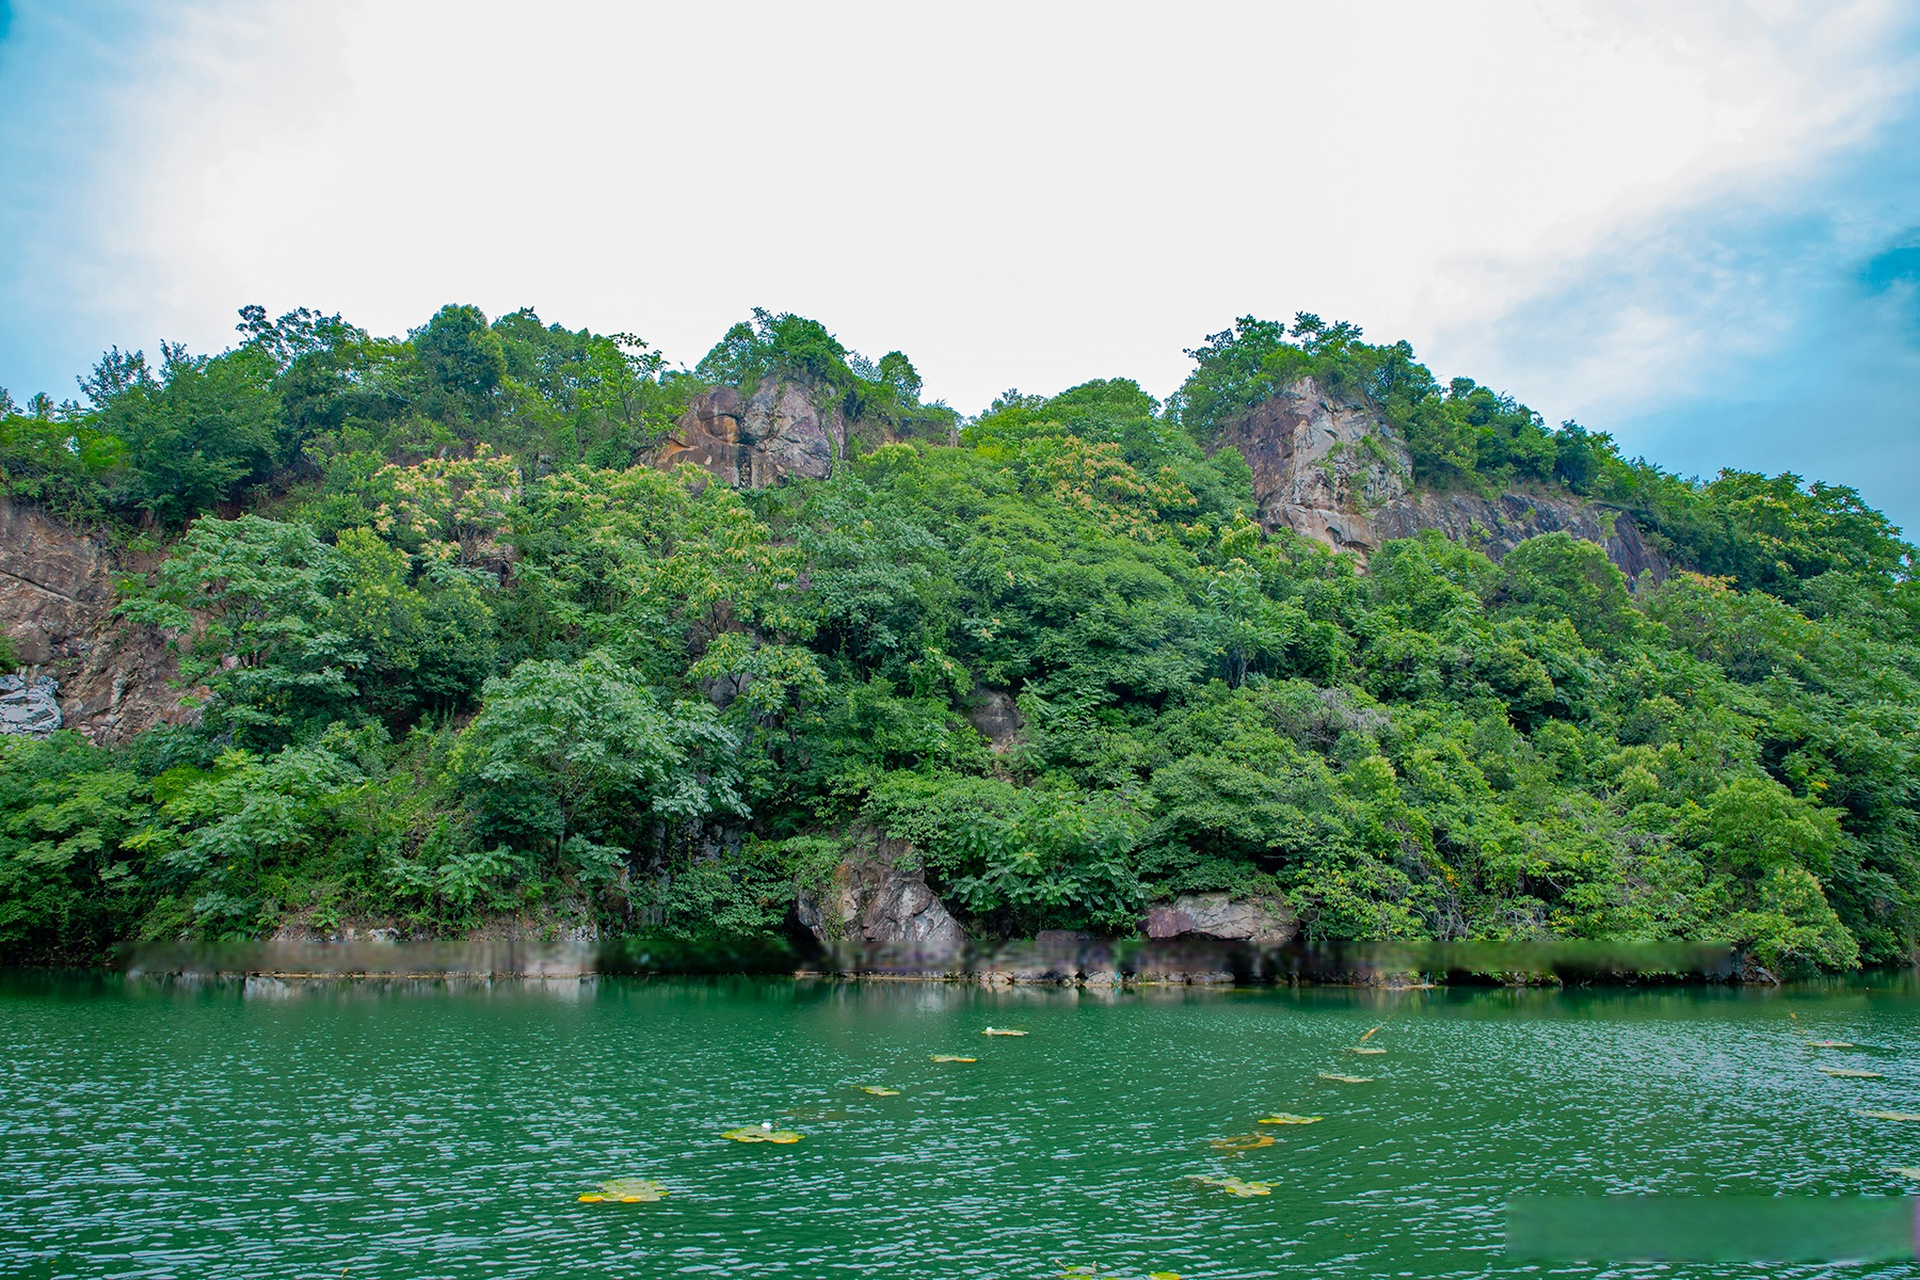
795;855;968;970
1142;892;1297;946
977;928;1098;984
0;675;61;738
967;685;1024;754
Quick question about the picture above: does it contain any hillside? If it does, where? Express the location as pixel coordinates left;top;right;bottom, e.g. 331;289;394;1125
1;306;1915;975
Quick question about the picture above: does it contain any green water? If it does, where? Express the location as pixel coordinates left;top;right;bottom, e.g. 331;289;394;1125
2;974;1917;1279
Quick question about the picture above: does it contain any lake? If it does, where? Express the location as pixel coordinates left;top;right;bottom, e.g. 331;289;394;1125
2;973;1916;1278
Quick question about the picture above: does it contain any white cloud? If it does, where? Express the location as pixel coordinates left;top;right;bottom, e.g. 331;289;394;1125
5;0;1917;422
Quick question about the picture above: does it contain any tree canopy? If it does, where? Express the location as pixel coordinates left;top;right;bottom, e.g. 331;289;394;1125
0;304;1914;974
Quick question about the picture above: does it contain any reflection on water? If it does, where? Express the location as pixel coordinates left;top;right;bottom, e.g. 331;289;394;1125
1;971;1915;1279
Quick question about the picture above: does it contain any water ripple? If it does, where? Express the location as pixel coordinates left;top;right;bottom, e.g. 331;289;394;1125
1;975;1916;1278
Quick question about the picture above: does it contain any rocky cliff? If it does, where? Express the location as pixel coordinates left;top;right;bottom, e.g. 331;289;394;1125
653;380;844;488
651;377;929;489
1210;377;1667;580
793;841;970;974
0;499;194;744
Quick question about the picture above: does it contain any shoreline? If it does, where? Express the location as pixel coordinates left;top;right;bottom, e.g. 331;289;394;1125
8;933;1885;987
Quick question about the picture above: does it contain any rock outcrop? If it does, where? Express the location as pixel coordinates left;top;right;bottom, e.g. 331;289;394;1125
1370;489;1667;580
1216;376;1415;542
0;499;193;744
654;380;847;488
0;675;61;737
1142;892;1298;946
967;685;1024;755
794;846;969;969
1210;377;1667;581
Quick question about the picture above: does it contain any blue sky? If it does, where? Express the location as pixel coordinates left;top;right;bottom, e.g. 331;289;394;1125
2;1;1918;528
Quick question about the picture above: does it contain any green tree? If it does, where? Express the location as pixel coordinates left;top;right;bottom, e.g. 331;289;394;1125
413;304;507;423
448;651;743;880
0;733;151;959
91;342;280;524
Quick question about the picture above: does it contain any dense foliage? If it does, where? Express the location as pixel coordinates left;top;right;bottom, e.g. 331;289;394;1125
1;307;1915;974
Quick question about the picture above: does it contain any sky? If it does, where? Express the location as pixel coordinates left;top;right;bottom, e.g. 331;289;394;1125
1;1;1917;525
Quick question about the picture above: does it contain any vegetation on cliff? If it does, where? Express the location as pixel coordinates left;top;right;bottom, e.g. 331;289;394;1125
0;306;1914;973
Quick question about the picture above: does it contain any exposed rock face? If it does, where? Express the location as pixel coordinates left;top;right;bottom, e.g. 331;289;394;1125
655;380;846;488
0;675;61;737
1143;892;1298;946
1209;378;1667;581
1215;376;1414;546
1371;489;1667;580
794;849;968;968
976;929;1097;984
0;499;114;667
0;499;193;744
967;685;1024;754
1128;940;1240;985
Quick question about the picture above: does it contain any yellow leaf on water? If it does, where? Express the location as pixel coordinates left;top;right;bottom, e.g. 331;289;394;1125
982;1027;1028;1036
858;1086;901;1096
1257;1113;1323;1125
1188;1174;1273;1197
1817;1067;1884;1079
596;1178;667;1201
1858;1110;1920;1122
1358;1024;1382;1043
1318;1072;1374;1084
1350;1047;1386;1055
1806;1040;1856;1048
722;1127;805;1144
1148;1273;1184;1279
930;1054;977;1063
1208;1133;1276;1151
577;1193;605;1203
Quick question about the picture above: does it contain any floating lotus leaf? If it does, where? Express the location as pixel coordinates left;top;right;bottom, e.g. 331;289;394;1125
1188;1174;1273;1197
1892;1167;1920;1180
930;1054;977;1063
1257;1113;1324;1125
1350;1047;1386;1055
982;1027;1028;1037
858;1085;901;1096
1208;1133;1275;1151
1858;1109;1920;1122
597;1178;667;1201
1318;1072;1374;1084
722;1126;805;1143
1817;1067;1883;1079
1806;1040;1856;1048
